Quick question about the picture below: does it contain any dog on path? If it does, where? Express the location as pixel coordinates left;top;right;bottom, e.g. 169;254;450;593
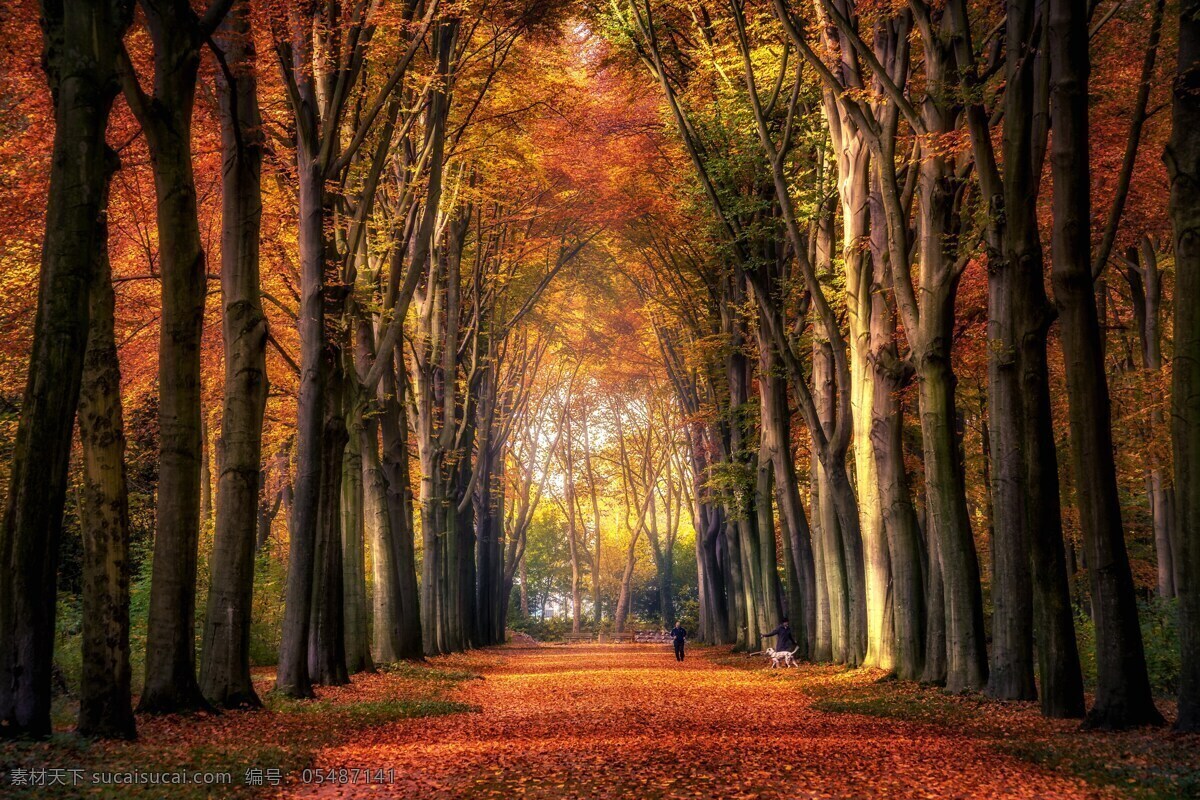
765;647;799;669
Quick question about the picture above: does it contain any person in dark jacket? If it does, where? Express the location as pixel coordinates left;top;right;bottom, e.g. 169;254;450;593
761;619;798;654
670;621;687;661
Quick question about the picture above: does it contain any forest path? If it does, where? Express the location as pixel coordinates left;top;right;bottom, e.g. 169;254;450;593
298;645;1110;800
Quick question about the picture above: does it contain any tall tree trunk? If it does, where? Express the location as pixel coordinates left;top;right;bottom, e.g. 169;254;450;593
723;510;746;649
341;412;372;674
727;295;761;651
692;430;730;644
379;364;422;658
565;414;584;635
582;412;604;628
1010;3;1085;719
836;143;886;671
484;458;507;644
814;340;849;663
473;375;498;646
1167;0;1200;731
77;176;136;740
697;501;729;643
276;119;326;698
309;411;349;686
200;2;268;710
0;0;129;738
354;313;402;663
870;330;924;680
519;549;529;616
951;0;1084;716
454;411;478;651
654;462;680;629
809;448;832;662
755;429;781;638
1049;0;1161;729
748;335;787;633
747;295;784;638
986;194;1035;704
1124;241;1176;598
475;435;497;645
656;552;675;629
614;532;640;633
1148;471;1176;597
866;182;917;678
362;413;399;663
122;0;227;715
200;414;212;531
767;381;814;653
799;85;880;669
920;506;947;685
412;19;458;658
420;461;447;652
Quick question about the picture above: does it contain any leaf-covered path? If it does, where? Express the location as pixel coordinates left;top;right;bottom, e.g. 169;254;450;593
298;645;1111;799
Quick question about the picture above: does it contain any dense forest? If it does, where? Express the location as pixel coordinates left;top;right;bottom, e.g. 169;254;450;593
0;0;1198;753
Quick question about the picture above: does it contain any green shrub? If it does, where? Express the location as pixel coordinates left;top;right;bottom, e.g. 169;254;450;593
250;548;287;666
53;593;82;694
1074;596;1179;697
1139;596;1182;696
507;616;574;642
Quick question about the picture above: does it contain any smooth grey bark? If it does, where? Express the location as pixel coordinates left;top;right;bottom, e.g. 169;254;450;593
519;550;529;616
361;411;399;663
760;335;814;658
864;169;923;680
378;355;422;658
563;413;584;635
920;505;947;686
308;411;349;686
410;20;460;657
814;340;848;664
949;0;1084;717
122;0;232;715
725;277;765;651
809;448;832;663
275;95;326;697
473;365;503;646
341;414;373;674
581;411;604;630
867;288;923;680
200;2;268;710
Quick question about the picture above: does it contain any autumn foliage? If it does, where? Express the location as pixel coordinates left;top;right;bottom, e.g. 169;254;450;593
0;0;1199;796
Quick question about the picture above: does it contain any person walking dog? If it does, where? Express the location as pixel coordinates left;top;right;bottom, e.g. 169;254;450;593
761;618;798;654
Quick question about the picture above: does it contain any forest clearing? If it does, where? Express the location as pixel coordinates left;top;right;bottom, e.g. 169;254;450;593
3;0;1200;796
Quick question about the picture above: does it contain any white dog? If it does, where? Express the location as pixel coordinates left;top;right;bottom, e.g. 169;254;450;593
765;647;799;669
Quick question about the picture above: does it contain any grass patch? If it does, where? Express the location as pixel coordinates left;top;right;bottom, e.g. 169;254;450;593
376;661;481;683
810;692;972;725
1002;737;1200;800
2;664;479;798
341;698;476;725
266;695;476;725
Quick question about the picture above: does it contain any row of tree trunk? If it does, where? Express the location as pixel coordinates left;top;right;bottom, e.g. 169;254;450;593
0;0;573;738
618;0;1196;730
